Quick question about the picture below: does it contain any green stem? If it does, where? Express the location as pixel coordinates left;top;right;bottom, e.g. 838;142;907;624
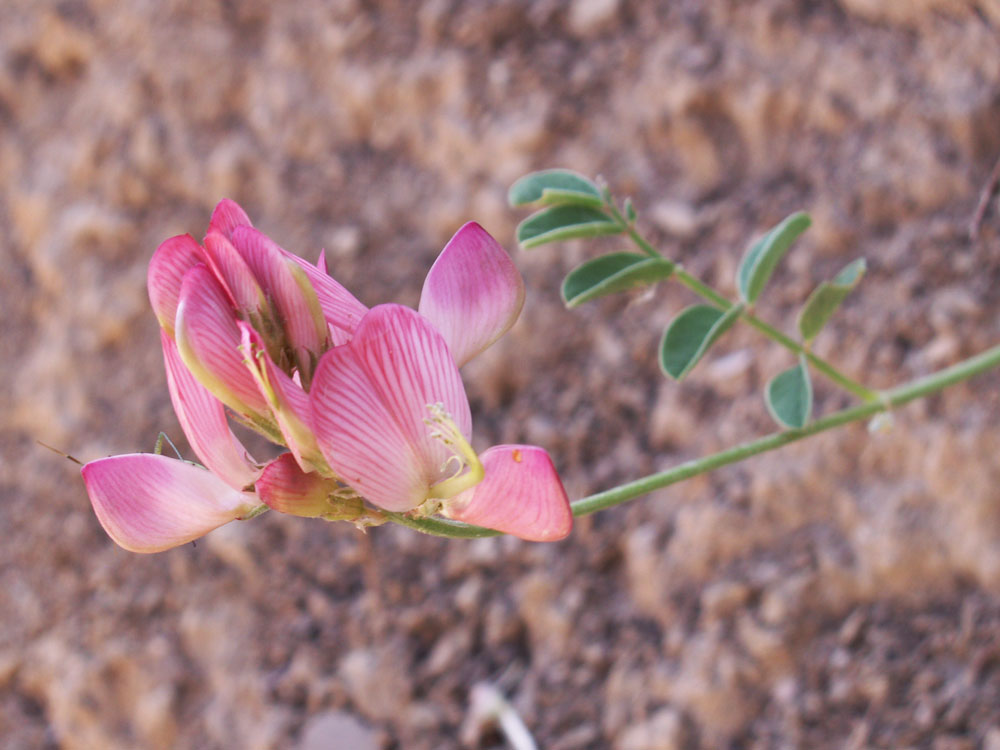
611;203;878;402
389;343;1000;539
672;267;879;401
383;510;501;539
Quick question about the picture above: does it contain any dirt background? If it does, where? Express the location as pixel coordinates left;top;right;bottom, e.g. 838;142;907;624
3;1;1000;748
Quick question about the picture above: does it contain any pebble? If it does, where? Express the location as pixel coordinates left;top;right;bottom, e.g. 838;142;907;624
297;711;383;750
567;0;621;37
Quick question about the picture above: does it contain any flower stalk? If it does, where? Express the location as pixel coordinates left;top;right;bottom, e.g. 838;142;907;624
389;341;1000;539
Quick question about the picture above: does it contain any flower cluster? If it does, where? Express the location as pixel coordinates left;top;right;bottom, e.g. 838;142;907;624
83;201;573;552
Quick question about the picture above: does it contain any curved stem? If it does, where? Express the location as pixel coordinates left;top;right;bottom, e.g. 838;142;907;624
609;203;878;402
389;343;1000;539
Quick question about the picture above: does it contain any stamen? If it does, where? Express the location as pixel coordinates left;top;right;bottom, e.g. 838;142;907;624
424;403;484;500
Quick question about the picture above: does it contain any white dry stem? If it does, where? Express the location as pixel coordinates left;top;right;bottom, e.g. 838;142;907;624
462;682;538;750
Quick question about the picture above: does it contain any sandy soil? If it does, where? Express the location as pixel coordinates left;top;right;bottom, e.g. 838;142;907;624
2;1;1000;748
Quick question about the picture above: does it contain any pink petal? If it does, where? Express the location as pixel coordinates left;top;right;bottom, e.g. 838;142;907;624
147;234;205;334
287;253;367;344
175;264;271;417
443;445;573;542
317;249;328;275
207;199;252;240
82;453;259;553
203;232;267;316
230;226;327;363
239;323;322;472
256;453;341;518
311;305;473;511
418;222;525;367
348;304;471;480
161;331;260;490
311;334;429;512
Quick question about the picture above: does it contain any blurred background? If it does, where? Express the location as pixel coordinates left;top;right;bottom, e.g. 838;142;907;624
3;1;1000;748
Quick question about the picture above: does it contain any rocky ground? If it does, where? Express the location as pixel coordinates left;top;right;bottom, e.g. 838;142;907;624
2;1;1000;748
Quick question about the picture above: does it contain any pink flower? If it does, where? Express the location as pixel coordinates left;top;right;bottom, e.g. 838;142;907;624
83;201;571;552
310;304;572;541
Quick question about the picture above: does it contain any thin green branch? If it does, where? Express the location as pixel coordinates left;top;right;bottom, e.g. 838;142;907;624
608;202;878;401
671;267;879;401
383;510;501;538
389;343;1000;539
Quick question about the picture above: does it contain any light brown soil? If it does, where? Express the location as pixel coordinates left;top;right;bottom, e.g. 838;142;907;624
3;1;1000;748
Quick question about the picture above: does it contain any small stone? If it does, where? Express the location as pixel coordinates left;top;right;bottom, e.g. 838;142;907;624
838;610;867;646
700;580;751;621
297;711;382;750
772;677;799;706
924;334;959;366
339;649;412;721
759;574;812;626
567;0;620;37
0;651;20;687
35;11;92;77
204;521;258;577
552;723;599;749
623;524;667;617
933;737;975;750
515;573;571;659
704;350;753;395
982;728;1000;750
616;708;686;750
424;628;471;677
328;225;363;259
737;614;790;674
650;200;700;238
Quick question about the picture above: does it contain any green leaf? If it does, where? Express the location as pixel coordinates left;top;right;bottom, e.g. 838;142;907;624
797;258;867;343
516;205;622;249
765;357;813;429
737;211;812;304
562;253;675;308
659;303;743;380
508;169;604;208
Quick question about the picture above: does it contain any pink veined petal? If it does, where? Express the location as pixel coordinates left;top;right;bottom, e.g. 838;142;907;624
316;248;328;275
418;222;526;368
239;323;322;473
207;199;253;241
230;226;327;363
349;304;473;484
203;232;267;316
82;453;259;553
148;234;205;335
161;331;260;491
287;252;367;344
256;453;339;518
443;445;573;542
311;337;429;512
175;264;271;418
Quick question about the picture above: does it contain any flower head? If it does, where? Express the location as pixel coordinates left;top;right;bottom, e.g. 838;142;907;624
83;201;571;551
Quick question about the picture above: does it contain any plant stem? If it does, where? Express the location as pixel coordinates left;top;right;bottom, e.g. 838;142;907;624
672;267;879;401
609;203;879;402
383;510;501;538
389;343;1000;539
